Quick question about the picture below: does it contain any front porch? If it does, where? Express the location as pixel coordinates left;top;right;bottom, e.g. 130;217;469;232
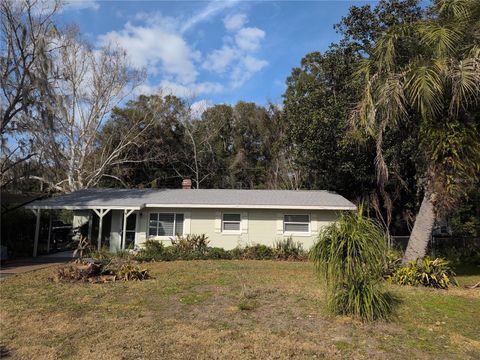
29;207;140;257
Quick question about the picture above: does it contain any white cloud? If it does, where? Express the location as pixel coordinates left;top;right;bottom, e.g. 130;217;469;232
243;55;268;72
202;45;237;73
190;99;213;118
181;0;239;33
231;56;268;88
64;0;99;11
97;0;266;101
235;27;265;51
159;80;224;98
223;13;247;31
98;21;199;84
203;15;268;88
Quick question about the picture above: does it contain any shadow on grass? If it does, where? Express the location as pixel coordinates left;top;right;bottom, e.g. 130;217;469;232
0;344;10;358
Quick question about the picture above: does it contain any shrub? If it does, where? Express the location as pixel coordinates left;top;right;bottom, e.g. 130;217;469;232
310;208;396;321
383;249;403;278
330;280;396;321
136;240;165;261
389;257;457;289
206;247;232;259
171;234;209;254
241;244;275;260
274;237;305;260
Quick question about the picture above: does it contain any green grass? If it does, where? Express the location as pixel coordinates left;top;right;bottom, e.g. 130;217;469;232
0;260;479;359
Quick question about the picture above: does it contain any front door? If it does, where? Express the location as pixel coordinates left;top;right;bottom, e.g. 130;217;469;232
122;213;137;249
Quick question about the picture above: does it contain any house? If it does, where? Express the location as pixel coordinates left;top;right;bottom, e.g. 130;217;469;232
25;180;356;255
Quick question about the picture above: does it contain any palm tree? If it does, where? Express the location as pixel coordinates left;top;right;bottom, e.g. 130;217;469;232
351;0;480;263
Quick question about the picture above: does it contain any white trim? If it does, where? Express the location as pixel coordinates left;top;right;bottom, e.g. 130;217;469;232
147;212;185;238
143;204;356;210
25;205;141;210
222;213;242;234
283;214;311;235
27;203;356;211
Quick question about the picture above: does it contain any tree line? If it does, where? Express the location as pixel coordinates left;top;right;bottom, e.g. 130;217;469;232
1;0;479;260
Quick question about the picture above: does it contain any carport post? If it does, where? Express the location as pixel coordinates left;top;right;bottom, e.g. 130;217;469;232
32;209;41;257
47;212;52;253
93;209;111;250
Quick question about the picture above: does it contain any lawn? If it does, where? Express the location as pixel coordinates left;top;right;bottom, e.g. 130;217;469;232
0;260;479;359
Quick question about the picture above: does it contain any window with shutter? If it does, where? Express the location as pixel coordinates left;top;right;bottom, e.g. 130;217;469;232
222;213;241;232
283;214;310;233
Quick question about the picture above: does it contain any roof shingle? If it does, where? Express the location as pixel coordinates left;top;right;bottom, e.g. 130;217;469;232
26;188;356;210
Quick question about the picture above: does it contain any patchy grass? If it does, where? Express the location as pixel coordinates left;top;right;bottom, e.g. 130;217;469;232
0;260;479;359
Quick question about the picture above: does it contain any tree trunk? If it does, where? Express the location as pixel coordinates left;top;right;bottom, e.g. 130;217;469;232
402;193;436;264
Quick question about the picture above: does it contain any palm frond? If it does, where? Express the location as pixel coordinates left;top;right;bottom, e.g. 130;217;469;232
436;0;473;21
405;61;444;119
448;57;480;115
418;22;462;57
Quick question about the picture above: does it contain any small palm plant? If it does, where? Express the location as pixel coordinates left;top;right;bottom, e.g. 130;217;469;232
311;208;396;321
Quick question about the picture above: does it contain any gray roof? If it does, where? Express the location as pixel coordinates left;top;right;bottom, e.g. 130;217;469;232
25;188;356;210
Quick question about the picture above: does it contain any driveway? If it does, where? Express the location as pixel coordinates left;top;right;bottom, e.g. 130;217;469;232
0;251;74;279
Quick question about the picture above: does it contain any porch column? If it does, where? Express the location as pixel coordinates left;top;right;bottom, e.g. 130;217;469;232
32;209;41;257
93;209;111;250
47;212;52;253
122;209;135;250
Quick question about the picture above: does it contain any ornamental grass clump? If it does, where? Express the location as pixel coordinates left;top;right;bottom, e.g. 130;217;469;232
310;208;396;321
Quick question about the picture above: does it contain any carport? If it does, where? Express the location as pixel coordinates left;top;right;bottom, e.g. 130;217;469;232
25;190;142;257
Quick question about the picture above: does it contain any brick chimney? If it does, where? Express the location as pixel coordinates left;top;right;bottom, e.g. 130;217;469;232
182;178;192;189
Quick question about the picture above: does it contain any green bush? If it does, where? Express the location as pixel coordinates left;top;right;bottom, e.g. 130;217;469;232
310;209;396;322
206;247;232;259
389;257;457;289
240;244;275;260
330;280;396;321
136;240;165;261
383;249;403;278
274;237;306;260
171;234;210;254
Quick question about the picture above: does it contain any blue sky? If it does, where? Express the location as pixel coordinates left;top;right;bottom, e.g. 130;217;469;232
59;0;374;109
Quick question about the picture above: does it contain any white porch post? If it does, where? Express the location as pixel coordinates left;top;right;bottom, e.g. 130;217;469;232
93;209;111;250
47;212;52;253
87;212;93;243
32;209;41;257
122;209;135;250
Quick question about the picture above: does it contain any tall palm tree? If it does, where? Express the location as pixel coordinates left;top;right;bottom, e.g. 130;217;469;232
351;0;480;263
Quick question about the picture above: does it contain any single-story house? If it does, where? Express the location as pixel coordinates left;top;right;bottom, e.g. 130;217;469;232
25;181;356;256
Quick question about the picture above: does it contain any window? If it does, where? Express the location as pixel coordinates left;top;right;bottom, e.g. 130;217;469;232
222;213;241;232
283;214;310;233
149;213;184;237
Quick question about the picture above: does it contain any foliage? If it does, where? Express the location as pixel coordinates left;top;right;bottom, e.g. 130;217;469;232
311;210;395;321
205;247;232;260
449;183;480;237
281;0;424;234
274;237;306;260
329;279;397;321
136;240;165;261
238;244;275;260
116;263;151;281
351;0;480;238
384;249;403;278
389;257;457;289
171;234;210;254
